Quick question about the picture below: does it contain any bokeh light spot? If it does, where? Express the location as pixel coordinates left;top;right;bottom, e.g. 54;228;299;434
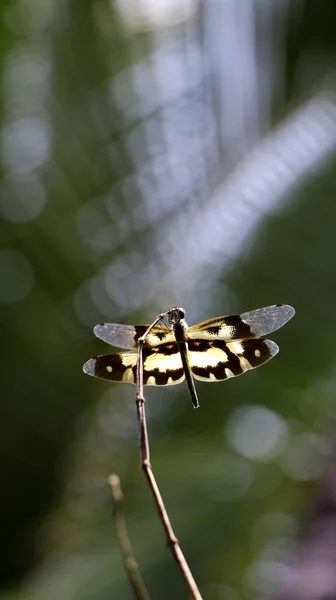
244;558;292;597
226;405;288;460
0;171;46;222
250;512;297;550
1;117;50;171
280;432;325;480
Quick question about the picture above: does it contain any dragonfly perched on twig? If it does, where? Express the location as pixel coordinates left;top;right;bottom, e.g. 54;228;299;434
83;304;295;408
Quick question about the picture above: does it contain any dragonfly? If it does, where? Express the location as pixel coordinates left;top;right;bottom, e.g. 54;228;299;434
83;304;295;408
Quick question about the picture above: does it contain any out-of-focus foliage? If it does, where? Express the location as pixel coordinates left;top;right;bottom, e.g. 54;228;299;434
1;1;336;599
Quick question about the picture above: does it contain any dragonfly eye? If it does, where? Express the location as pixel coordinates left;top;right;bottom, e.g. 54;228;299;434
176;307;185;320
167;306;185;325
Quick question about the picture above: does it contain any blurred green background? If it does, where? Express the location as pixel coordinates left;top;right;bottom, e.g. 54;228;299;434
1;1;336;599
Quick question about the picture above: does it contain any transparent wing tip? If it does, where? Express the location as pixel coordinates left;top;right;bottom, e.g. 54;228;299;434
93;324;107;339
83;358;96;376
277;304;295;323
265;339;279;357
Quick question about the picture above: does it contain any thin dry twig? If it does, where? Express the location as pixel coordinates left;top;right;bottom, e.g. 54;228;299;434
108;473;151;600
136;313;203;600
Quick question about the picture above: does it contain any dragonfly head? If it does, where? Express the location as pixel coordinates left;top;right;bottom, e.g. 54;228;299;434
167;307;186;325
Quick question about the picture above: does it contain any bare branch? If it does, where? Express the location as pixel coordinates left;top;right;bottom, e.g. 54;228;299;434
135;314;203;600
108;473;151;600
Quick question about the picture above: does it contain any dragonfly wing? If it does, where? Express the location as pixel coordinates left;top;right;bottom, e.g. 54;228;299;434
94;323;139;349
189;338;278;381
188;304;295;342
240;304;295;337
93;323;176;349
83;344;185;386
